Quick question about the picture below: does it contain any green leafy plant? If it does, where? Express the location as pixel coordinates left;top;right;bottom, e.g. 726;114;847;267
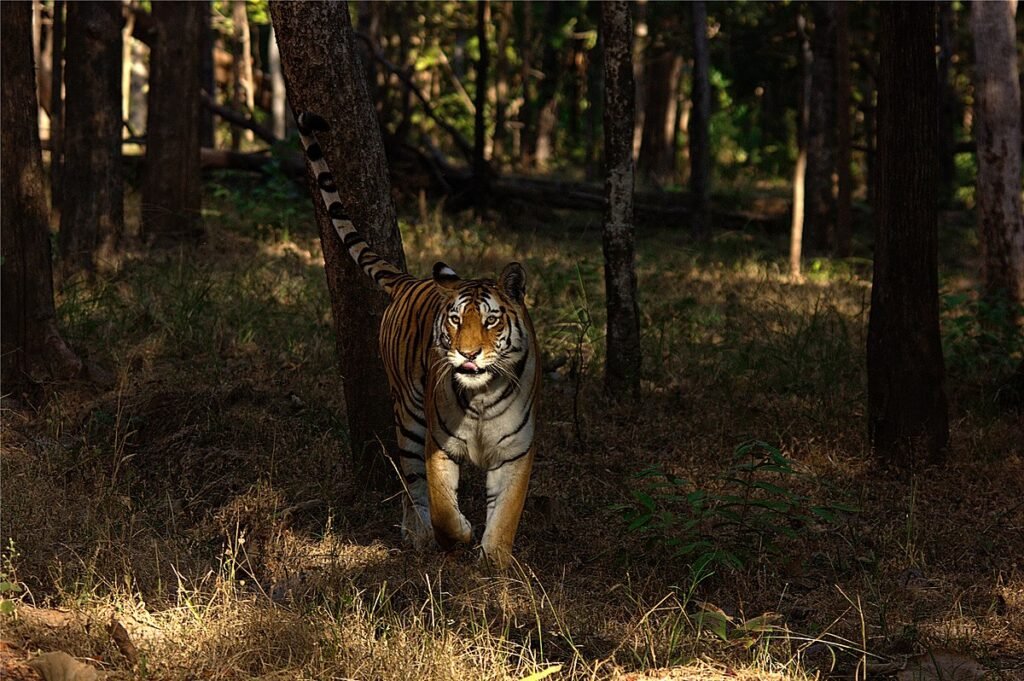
619;440;855;573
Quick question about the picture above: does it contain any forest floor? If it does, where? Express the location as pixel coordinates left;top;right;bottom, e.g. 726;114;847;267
2;172;1023;680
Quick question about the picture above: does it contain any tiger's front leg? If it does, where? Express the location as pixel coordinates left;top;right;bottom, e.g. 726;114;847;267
425;440;473;549
481;447;535;568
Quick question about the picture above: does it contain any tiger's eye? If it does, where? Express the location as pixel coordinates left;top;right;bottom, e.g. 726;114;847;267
485;315;499;327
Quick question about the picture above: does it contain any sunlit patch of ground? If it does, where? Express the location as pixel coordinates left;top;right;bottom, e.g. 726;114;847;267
2;175;1021;679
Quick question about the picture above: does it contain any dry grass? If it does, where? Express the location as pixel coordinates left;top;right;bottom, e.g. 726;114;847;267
2;173;1022;680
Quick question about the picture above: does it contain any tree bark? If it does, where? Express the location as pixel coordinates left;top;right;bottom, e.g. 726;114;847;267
270;0;409;491
970;0;1024;314
49;0;65;221
689;0;712;238
805;1;837;254
601;0;642;398
834;1;852;257
1;1;82;390
141;1;203;244
59;0;124;277
867;1;948;466
637;46;683;189
473;0;491;215
231;0;254;148
790;13;812;278
936;1;957;204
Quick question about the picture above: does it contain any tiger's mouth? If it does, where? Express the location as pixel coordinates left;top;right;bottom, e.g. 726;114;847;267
455;361;488;376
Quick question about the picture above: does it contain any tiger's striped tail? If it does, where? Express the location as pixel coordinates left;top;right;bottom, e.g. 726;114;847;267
295;112;407;296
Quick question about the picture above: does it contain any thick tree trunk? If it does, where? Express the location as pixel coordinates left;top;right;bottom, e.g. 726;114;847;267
59;0;124;277
689;0;712;238
601;0;642;398
805;1;837;254
141;1;203;244
970;0;1024;314
867;1;949;466
473;0;490;214
834;1;852;257
637;47;683;188
270;0;409;491
49;0;65;221
1;2;81;390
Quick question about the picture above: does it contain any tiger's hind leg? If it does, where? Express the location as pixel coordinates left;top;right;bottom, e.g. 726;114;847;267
395;415;433;550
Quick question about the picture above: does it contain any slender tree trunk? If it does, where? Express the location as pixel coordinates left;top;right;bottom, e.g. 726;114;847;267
59;1;124;277
492;1;512;165
141;1;203;244
690;0;712;238
268;25;286;140
231;0;254;148
834;1;852;257
936;1;957;204
805;1;837;254
533;1;564;170
473;0;491;215
49;0;65;221
270;0;408;491
601;0;642;398
868;1;948;466
790;13;812;278
199;1;215;148
631;0;648;160
585;31;604;181
518;0;534;170
637;47;683;188
121;6;135;138
1;1;82;390
970;0;1024;315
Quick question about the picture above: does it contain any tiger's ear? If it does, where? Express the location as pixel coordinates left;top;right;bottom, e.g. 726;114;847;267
433;261;459;284
499;262;526;303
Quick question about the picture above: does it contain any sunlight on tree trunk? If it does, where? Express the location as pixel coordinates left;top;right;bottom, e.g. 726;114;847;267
601;0;642;398
789;13;812;279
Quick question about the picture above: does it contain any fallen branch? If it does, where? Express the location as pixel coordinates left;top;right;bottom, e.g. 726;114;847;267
200;93;279;145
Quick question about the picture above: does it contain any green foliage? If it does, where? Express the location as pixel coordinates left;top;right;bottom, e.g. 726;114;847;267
941;290;1024;375
618;441;855;574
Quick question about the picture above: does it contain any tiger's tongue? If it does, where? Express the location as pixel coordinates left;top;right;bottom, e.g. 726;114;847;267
461;361;479;372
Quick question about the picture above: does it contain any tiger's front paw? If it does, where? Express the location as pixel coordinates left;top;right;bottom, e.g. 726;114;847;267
433;513;473;550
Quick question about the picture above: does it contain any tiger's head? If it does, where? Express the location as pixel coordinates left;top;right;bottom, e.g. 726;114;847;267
432;261;530;390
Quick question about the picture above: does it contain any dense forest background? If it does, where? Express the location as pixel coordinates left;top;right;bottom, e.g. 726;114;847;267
1;1;1023;680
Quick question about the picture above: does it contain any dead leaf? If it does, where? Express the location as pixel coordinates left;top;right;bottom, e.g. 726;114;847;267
108;617;139;666
27;652;101;681
897;650;987;681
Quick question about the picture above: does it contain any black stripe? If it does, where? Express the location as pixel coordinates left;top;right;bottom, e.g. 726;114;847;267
398;449;423;461
398;424;424;445
317;172;337;192
342;232;365;249
404;472;424;484
497;402;533;445
489;448;531;471
306;142;323;161
299;112;329;132
328;201;347;220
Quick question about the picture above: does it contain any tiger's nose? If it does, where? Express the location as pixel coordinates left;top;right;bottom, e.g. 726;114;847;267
461;348;481;360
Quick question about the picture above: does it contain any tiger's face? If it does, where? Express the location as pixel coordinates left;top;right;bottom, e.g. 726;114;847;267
433;262;529;390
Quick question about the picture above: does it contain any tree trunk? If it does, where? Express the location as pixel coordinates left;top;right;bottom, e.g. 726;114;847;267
631;0;648;160
1;1;82;390
689;0;712;238
268;25;286;140
970;0;1024;315
867;1;948;466
270;0;409;491
936;1;957;204
637;47;683;188
492;1;512;165
59;0;124;277
473;0;490;215
141;1;203;244
805;1;837;254
199;1;215;148
231;0;254;148
517;0;534;170
834;1;852;257
49;0;65;220
533;1;564;170
601;0;642;398
790;13;812;278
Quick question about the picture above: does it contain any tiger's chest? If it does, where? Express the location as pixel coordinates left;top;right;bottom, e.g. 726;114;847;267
432;378;535;470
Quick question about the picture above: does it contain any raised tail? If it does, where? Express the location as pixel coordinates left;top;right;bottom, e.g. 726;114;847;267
295;112;408;296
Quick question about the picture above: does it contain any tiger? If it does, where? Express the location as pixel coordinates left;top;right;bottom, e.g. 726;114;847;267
295;112;540;568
